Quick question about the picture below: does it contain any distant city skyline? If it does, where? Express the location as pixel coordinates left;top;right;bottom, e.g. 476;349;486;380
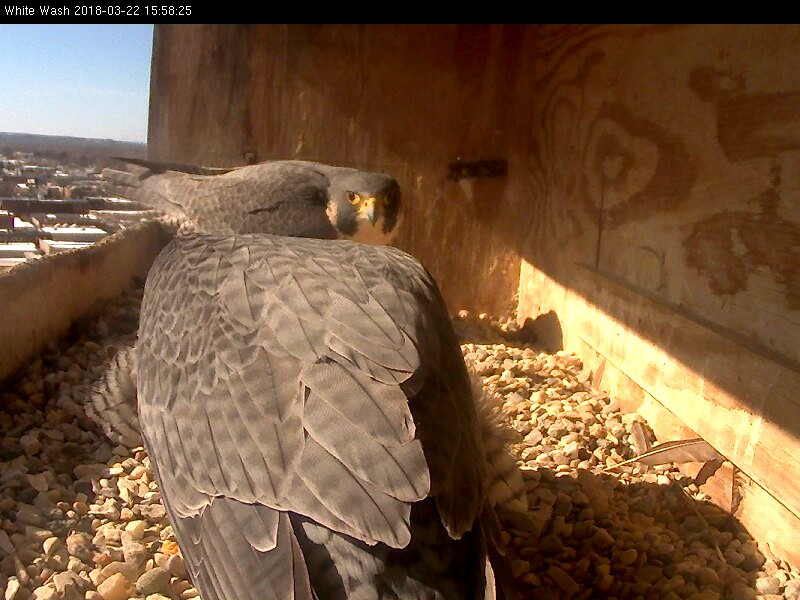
0;25;153;143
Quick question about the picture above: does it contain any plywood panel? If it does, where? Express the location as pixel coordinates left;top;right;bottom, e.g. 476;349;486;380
519;259;800;566
526;24;800;364
148;24;533;315
149;23;800;558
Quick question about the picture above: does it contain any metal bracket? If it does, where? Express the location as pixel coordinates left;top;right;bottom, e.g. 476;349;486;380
447;159;507;181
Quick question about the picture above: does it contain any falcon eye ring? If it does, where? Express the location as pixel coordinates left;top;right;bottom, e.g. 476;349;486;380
347;192;360;205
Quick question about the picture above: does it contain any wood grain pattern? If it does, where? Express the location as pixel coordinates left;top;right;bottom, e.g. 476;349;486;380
148;24;532;315
735;473;800;567
526;24;800;362
582;338;739;515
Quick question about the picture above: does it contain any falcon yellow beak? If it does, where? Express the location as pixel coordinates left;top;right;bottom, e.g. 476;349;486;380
358;197;378;225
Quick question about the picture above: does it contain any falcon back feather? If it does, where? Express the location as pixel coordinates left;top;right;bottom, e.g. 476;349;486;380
136;234;502;600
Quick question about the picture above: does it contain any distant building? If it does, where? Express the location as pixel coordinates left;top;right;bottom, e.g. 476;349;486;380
21;165;56;178
64;181;103;198
45;184;64;199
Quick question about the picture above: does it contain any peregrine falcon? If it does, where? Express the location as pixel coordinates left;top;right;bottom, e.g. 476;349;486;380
102;158;401;244
89;159;525;599
136;233;504;599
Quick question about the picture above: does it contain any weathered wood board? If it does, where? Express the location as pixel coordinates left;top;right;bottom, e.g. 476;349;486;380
517;23;800;565
0;222;172;385
520;260;800;566
523;24;800;361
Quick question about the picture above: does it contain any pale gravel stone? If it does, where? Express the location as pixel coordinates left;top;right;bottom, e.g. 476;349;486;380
99;560;141;584
65;533;93;563
786;581;800;600
96;573;131;600
52;571;87;598
139;505;166;520
27;474;48;493
4;577;21;600
135;567;171;595
547;565;579;594
31;585;56;600
19;435;41;456
41;537;60;558
727;584;758;600
755;576;780;595
124;520;146;539
164;554;187;579
0;530;15;555
120;532;147;565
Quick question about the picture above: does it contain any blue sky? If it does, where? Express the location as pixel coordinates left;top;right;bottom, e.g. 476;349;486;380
0;25;153;143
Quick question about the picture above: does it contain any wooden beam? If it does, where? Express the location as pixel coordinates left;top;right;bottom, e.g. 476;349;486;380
0;229;40;243
578;338;738;513
0;211;13;230
570;260;800;519
0;198;147;214
0;222;172;385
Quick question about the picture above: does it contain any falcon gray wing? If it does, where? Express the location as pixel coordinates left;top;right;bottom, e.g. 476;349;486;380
136;234;491;600
103;159;339;238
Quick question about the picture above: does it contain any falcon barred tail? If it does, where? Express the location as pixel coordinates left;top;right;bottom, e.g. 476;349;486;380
86;345;141;448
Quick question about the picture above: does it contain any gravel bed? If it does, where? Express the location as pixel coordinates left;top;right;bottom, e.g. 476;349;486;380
0;287;193;600
456;312;800;600
1;291;798;600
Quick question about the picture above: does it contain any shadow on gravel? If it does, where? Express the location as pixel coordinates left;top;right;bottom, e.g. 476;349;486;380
497;465;773;600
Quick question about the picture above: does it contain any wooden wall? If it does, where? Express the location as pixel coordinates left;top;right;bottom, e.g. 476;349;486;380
518;24;800;565
0;222;171;385
148;24;532;316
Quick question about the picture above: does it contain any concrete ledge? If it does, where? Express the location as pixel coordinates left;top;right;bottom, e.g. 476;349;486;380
0;221;173;384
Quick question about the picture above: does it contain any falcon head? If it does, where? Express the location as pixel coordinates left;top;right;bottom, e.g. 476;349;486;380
327;171;401;244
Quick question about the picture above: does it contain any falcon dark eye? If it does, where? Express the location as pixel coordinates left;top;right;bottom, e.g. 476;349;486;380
347;192;360;205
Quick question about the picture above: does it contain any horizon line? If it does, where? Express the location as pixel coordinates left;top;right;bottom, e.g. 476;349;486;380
0;130;147;145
